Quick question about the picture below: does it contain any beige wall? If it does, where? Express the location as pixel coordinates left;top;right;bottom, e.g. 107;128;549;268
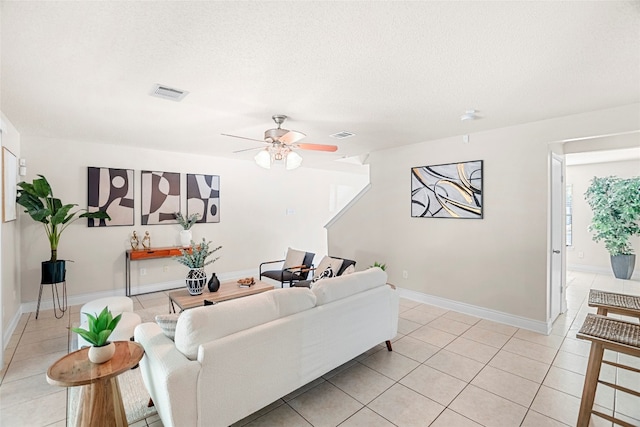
1;112;22;344
18;136;368;304
566;158;640;274
328;104;640;324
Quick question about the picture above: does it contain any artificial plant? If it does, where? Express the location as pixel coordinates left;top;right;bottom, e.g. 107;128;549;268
584;176;640;256
16;174;111;261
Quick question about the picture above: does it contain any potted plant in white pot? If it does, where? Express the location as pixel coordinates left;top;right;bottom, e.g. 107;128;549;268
585;176;640;279
174;238;222;295
71;306;122;363
16;175;111;284
174;212;200;247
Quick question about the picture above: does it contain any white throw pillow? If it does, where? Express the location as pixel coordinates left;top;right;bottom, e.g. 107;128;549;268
283;247;306;271
342;264;356;275
312;256;344;281
155;313;180;341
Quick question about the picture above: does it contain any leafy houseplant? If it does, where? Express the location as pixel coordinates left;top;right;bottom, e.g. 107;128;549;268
175;238;222;295
71;306;122;363
370;261;387;271
174;212;200;247
584;176;640;279
17;175;111;262
175;212;200;230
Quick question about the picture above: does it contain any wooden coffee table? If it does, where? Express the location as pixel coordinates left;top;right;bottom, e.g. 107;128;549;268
47;341;144;427
168;279;274;312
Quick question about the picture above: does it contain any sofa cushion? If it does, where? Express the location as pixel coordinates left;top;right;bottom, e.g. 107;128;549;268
175;288;316;360
312;267;388;306
155;313;180;340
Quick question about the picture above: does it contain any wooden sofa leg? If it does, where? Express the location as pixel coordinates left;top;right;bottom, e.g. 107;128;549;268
148;397;155;407
385;340;392;351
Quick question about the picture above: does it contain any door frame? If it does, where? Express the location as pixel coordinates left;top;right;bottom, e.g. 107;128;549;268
549;152;567;322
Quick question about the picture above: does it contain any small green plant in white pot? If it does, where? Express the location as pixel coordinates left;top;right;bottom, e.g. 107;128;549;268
174;212;200;247
585;176;640;279
174;238;222;295
71;307;122;363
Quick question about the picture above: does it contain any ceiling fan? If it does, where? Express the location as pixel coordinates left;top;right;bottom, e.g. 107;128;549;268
222;115;338;169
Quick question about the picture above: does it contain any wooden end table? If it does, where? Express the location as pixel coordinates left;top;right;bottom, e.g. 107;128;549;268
47;341;144;427
169;279;274;312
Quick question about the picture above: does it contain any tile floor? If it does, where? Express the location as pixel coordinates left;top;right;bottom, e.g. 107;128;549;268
1;271;639;427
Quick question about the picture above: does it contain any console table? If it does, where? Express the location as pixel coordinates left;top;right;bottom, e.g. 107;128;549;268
125;246;185;296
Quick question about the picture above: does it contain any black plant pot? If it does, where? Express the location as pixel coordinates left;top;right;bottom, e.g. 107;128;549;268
41;260;66;284
610;254;636;280
208;273;220;292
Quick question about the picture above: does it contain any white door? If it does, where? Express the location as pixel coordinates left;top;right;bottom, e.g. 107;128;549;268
550;154;565;321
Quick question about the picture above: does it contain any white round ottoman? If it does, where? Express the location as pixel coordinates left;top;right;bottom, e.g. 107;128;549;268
80;296;134;324
77;311;142;348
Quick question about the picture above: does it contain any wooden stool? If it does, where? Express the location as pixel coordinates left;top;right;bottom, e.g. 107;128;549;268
576;313;640;427
588;289;640;319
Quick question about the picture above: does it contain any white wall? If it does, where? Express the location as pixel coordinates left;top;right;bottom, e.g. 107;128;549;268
328;104;640;327
19;136;368;304
566;158;640;274
1;112;22;348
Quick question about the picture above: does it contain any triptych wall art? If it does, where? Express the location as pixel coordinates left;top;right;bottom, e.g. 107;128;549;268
411;160;483;219
87;167;220;226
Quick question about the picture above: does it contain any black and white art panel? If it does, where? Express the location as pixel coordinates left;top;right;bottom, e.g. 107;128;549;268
141;170;180;225
187;174;220;223
87;167;134;226
411;160;483;219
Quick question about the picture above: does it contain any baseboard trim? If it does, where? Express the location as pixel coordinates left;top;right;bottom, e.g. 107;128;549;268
20;268;260;314
396;287;551;335
568;264;640;280
3;309;23;351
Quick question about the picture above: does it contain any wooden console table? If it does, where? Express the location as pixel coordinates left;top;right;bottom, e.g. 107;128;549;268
47;341;144;427
125;246;185;296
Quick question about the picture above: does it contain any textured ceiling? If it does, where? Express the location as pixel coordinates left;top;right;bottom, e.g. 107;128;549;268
1;1;639;170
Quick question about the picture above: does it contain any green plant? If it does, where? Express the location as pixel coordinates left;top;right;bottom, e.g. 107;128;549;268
71;307;122;347
174;238;222;269
174;212;200;230
584;176;640;256
370;261;387;271
16;175;111;261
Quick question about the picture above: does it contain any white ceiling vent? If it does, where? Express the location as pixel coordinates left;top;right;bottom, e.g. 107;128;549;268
149;84;189;102
330;131;356;139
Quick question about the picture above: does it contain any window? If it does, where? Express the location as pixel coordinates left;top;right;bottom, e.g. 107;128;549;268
566;184;573;246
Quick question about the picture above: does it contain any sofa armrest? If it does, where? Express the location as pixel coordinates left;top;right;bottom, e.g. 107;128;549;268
135;322;201;427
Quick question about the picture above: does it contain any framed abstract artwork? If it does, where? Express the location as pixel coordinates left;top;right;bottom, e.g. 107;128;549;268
87;167;134;226
141;170;180;225
411;160;483;219
187;173;220;223
2;147;17;222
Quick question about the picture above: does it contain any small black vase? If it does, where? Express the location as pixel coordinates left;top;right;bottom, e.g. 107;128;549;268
208;273;220;292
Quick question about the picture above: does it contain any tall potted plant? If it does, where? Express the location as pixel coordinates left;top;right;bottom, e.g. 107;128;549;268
174;238;222;295
584;176;640;279
17;175;111;283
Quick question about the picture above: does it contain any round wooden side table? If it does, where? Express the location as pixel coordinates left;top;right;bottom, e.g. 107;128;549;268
47;341;144;427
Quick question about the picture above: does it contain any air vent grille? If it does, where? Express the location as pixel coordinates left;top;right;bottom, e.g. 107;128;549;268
150;84;189;102
330;131;356;139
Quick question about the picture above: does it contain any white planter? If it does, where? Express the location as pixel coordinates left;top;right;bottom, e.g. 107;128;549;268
180;230;192;247
88;342;116;364
186;268;207;295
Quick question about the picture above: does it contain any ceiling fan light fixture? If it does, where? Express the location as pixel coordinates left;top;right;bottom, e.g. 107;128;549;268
285;151;303;170
254;149;272;169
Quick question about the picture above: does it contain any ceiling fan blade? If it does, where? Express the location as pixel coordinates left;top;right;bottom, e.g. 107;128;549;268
297;143;338;152
232;146;265;154
221;133;266;144
279;130;306;145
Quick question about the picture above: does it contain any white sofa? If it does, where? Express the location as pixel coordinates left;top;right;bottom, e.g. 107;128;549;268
134;267;399;427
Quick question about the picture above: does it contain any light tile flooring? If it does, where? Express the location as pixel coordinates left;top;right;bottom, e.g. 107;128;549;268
1;271;639;427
